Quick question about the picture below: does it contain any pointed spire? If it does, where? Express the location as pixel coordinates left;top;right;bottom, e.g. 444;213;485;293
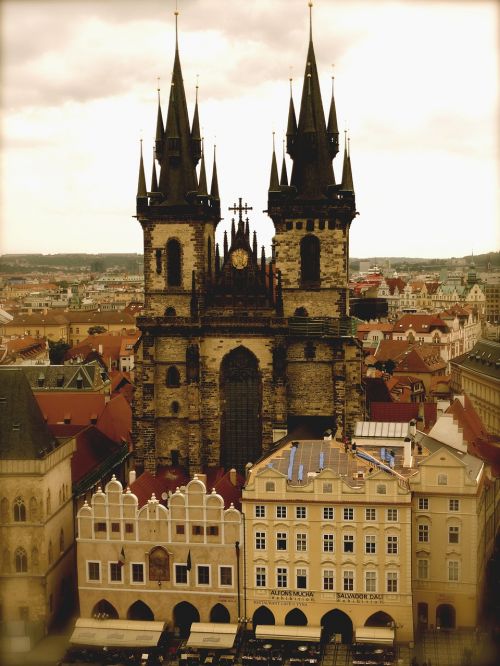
231;219;236;243
137;140;147;198
155;85;164;162
151;150;158;192
157;7;199;205
261;245;267;287
286;5;335;198
286;77;297;156
252;230;258;259
197;141;208;196
223;230;229;260
269;132;280;192
210;145;220;199
191;78;202;164
341;132;354;191
280;138;288;187
327;72;339;158
245;218;250;240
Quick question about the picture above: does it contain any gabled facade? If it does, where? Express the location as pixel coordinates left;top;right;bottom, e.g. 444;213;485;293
76;475;242;632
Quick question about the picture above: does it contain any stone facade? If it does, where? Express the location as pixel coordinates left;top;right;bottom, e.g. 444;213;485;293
132;12;363;475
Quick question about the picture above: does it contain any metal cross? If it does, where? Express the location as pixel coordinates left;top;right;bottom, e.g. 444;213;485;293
228;198;253;223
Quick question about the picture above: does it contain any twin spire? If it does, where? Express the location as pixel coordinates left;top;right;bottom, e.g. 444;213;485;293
137;8;219;212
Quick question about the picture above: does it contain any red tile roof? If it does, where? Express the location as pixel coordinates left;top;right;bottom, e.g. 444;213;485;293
395;347;447;373
384;278;406;295
71;426;123;486
35;392;106;426
356;323;394;333
374;340;413;362
393;314;448;334
95;394;132;444
370;402;437;428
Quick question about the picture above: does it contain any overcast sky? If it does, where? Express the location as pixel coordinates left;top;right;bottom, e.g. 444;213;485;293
1;0;498;258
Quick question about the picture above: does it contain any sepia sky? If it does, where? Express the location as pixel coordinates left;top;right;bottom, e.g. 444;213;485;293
1;0;498;258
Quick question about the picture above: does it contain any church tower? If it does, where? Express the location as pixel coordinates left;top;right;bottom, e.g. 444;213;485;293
266;3;363;437
133;6;363;476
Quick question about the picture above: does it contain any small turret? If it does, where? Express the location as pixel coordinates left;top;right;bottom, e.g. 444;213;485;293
280;138;288;187
341;133;354;192
150;150;159;193
191;83;202;164
327;76;339;158
155;88;164;162
269;132;280;192
137;140;147;208
286;79;297;157
197;142;208;197
210;145;220;199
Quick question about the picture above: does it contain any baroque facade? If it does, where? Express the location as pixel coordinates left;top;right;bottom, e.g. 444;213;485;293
133;10;363;475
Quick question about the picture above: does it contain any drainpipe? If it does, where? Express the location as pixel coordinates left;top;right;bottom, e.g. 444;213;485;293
235;541;241;620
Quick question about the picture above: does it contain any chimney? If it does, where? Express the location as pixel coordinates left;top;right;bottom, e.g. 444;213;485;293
403;437;413;468
229;468;237;486
128;470;136;485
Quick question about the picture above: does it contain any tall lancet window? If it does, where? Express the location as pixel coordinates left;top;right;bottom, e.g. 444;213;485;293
167;239;182;287
300;235;320;286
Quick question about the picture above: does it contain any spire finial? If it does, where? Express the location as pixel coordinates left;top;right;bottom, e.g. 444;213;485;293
308;1;313;41
157;76;161;101
331;64;335;95
347;135;350;157
272;130;276;152
195;74;199;102
174;0;179;47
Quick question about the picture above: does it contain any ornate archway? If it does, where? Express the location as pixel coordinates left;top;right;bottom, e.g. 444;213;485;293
320;609;353;644
210;603;230;623
220;346;262;470
127;600;154;621
252;606;275;629
174;601;200;638
285;608;308;626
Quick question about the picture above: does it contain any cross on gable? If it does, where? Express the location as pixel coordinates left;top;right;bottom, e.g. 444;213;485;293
228;197;253;223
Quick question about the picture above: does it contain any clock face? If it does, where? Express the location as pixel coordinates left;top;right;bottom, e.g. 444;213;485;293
231;248;249;270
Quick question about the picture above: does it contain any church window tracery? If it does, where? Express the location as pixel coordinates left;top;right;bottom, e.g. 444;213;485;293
15;547;28;573
13;497;26;522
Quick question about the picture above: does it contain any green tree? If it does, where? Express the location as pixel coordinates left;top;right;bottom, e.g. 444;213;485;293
88;325;107;336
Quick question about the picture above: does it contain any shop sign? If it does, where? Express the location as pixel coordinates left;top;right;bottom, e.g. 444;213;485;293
335;592;384;603
265;590;315;606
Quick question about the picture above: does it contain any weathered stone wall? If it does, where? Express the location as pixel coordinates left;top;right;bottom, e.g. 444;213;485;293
274;217;349;317
286;340;334;415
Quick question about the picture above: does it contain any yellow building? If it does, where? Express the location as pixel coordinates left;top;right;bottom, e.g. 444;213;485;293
410;434;484;632
0;311;69;342
0;369;76;652
242;436;414;645
66;311;136;346
76;475;242;637
450;340;500;437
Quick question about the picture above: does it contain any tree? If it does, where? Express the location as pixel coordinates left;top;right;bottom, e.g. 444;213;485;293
88;325;107;335
48;340;70;365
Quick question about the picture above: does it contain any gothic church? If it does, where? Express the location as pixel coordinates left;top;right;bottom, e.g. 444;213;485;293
133;7;363;475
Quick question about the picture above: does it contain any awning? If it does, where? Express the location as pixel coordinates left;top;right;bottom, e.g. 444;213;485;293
354;627;394;645
70;618;166;648
255;625;322;643
186;623;239;649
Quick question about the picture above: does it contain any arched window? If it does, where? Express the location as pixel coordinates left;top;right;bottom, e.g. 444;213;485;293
15;547;28;573
0;497;8;523
165;306;177;317
166;366;181;387
300;235;320;286
29;497;38;522
167;239;182;287
149;546;170;581
13;497;26;522
59;528;65;553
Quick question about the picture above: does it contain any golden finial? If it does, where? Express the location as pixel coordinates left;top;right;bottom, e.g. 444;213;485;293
174;0;179;45
308;1;313;40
